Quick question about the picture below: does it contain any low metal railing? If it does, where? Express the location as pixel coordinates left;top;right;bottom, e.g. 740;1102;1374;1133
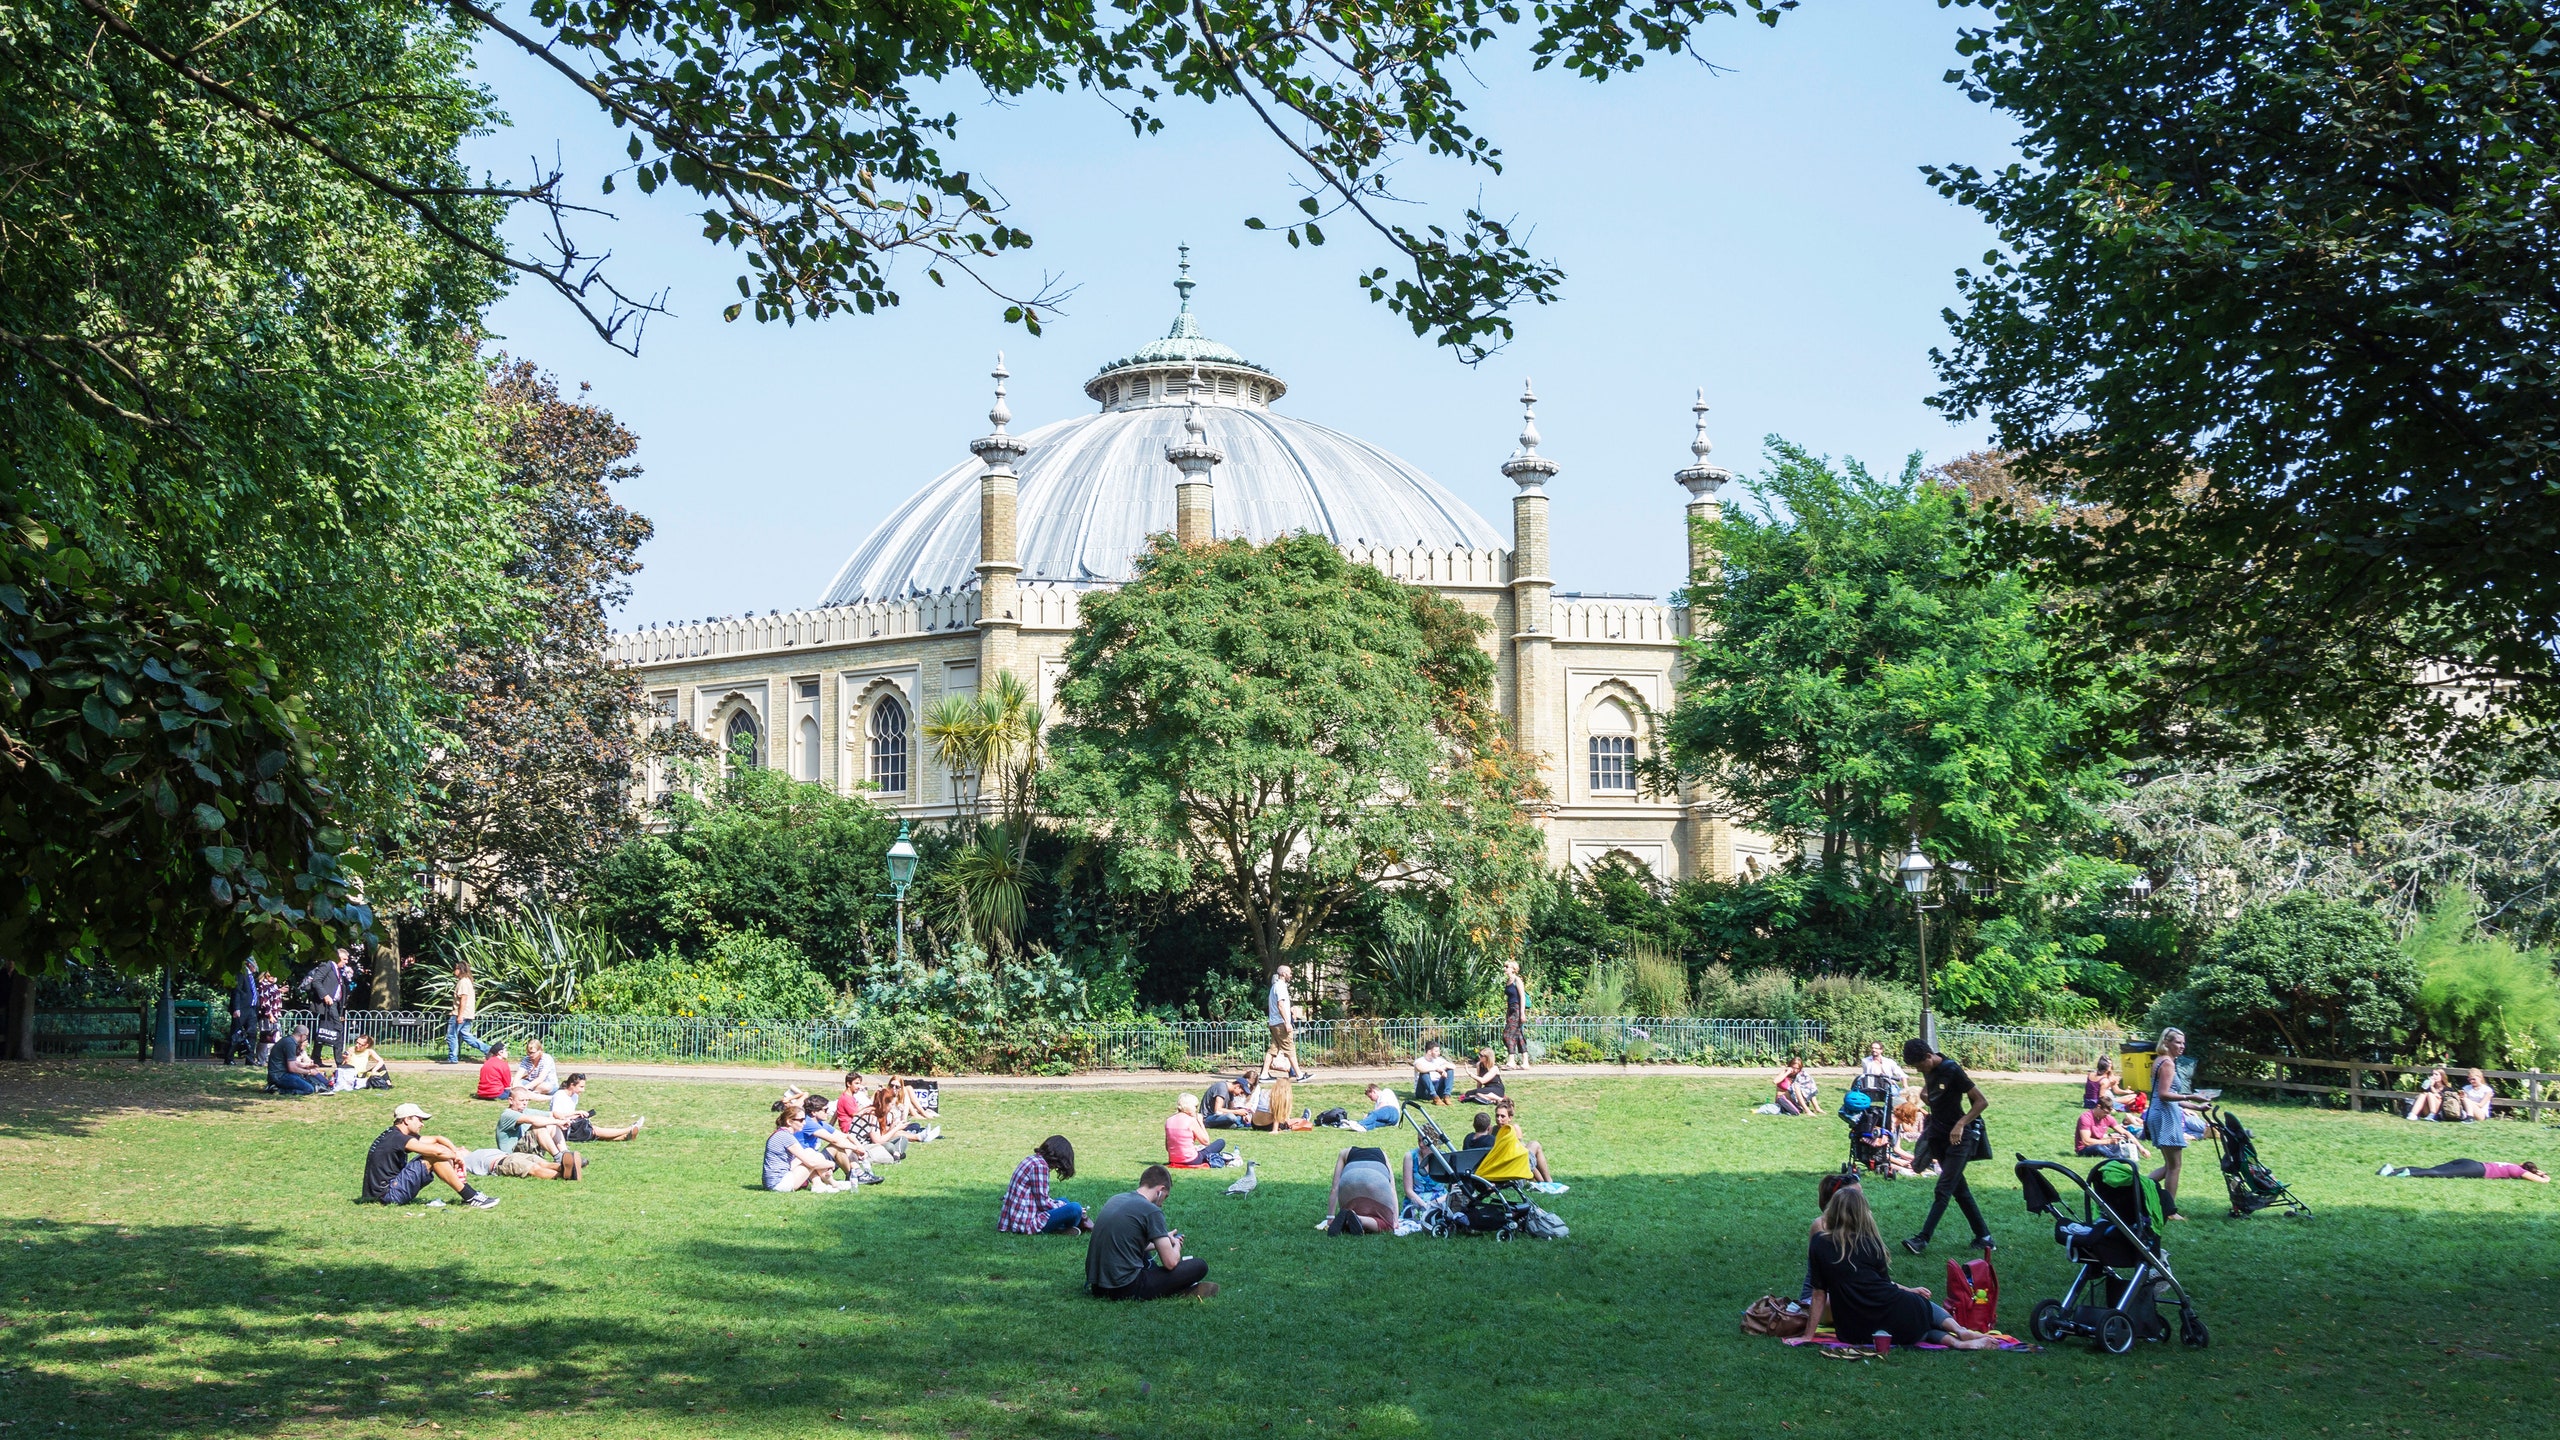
243;1008;2119;1074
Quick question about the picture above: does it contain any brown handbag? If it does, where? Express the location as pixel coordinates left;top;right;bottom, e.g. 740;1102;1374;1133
1740;1295;1799;1337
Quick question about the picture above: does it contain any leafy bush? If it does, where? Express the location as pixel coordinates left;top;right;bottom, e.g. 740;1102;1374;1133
861;940;1090;1027
963;1019;1099;1076
580;929;840;1019
1576;962;1629;1016
1793;975;1922;1056
1551;1036;1606;1063
412;905;627;1014
2407;886;2560;1071
845;1011;956;1074
2152;893;2419;1058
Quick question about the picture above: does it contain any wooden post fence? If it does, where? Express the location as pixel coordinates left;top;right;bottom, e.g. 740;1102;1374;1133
2204;1052;2556;1122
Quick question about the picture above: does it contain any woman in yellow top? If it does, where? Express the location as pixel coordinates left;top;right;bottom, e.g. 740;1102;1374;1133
346;1035;393;1088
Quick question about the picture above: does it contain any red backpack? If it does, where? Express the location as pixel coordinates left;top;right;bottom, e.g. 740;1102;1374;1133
1946;1255;1998;1333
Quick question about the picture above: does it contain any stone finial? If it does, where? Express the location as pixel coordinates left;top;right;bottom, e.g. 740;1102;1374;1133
1500;379;1559;492
1165;365;1224;475
1675;387;1732;500
970;351;1027;465
1175;244;1194;313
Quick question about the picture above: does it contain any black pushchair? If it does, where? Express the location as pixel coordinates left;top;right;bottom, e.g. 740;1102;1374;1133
2015;1155;2209;1353
2203;1103;2309;1217
1838;1075;1895;1173
1405;1106;1543;1239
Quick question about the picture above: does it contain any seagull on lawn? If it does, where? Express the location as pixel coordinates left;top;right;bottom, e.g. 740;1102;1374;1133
1226;1160;1259;1196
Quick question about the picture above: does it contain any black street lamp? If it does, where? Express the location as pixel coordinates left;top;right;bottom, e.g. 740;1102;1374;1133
885;821;920;967
1896;838;1939;1049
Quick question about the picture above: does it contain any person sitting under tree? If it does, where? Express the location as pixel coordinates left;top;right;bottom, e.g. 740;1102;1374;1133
1086;1165;1215;1300
362;1103;499;1208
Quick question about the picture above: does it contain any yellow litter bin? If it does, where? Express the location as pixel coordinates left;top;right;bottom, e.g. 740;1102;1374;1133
2120;1038;2158;1093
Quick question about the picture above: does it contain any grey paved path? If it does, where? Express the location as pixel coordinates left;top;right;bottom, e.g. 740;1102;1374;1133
386;1059;2082;1090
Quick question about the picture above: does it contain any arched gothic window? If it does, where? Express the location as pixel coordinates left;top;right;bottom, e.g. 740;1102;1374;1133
1588;699;1636;793
798;715;821;782
725;709;760;768
868;696;909;793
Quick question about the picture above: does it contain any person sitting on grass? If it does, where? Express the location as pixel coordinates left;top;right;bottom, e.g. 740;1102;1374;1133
1461;1110;1497;1151
1412;1042;1458;1105
1774;1058;1814;1115
345;1035;393;1089
1793;1169;1868;1312
875;1077;943;1143
1324;1143;1404;1234
464;1145;582;1182
473;1041;514;1101
515;1038;560;1100
2083;1057;2120;1112
801;1103;881;1185
2075;1105;2144;1163
547;1074;645;1144
267;1025;330;1096
363;1102;499;1208
1799;1183;1999;1350
1492;1098;1558;1185
2407;1064;2449;1121
1248;1064;1296;1132
1460;1049;1506;1104
1405;1143;1448;1207
1086;1165;1215;1300
1000;1136;1091;1234
497;1099;568;1159
2379;1159;2550;1181
764;1103;850;1194
2458;1068;2496;1122
1165;1093;1237;1169
1355;1083;1403;1131
1201;1073;1253;1128
832;1072;866;1130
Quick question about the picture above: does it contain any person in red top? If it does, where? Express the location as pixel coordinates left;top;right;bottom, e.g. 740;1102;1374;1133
1163;1094;1234;1169
474;1041;514;1101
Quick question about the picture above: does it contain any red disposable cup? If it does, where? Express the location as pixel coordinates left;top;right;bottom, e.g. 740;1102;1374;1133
1872;1331;1892;1356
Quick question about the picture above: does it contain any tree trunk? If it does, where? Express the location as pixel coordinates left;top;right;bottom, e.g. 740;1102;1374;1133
1;961;34;1062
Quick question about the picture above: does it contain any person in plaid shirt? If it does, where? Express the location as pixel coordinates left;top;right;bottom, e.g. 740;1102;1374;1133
1000;1136;1090;1234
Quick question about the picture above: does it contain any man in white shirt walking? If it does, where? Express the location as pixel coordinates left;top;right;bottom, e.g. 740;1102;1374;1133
1267;965;1305;1079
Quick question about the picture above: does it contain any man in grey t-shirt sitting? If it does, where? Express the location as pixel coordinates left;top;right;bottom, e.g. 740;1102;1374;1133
1086;1165;1216;1300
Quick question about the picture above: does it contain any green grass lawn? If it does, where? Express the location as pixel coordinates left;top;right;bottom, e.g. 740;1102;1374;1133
3;1062;2556;1440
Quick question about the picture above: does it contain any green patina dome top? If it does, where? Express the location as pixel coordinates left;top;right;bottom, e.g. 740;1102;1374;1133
1091;245;1274;378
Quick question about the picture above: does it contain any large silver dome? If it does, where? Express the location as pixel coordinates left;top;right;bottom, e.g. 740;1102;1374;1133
820;260;1503;605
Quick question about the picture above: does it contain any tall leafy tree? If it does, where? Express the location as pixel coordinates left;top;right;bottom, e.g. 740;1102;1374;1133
1664;441;2131;884
1046;534;1546;974
1930;0;2560;777
407;362;655;913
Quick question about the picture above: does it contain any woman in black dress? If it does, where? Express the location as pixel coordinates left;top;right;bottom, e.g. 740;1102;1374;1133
1800;1184;2000;1349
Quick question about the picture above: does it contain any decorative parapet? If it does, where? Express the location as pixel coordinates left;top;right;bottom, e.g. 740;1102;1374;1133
1338;542;1513;588
1552;597;1680;644
609;591;983;666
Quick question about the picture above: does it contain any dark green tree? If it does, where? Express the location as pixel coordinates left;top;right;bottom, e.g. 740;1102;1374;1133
2154;892;2421;1059
1930;0;2560;777
1046;533;1547;975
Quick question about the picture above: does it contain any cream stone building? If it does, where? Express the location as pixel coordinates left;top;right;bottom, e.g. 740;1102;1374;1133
608;259;1775;881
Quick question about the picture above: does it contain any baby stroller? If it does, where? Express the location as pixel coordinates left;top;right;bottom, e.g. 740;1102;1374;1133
2203;1104;2309;1218
1404;1107;1545;1240
1839;1077;1895;1173
2014;1155;2209;1354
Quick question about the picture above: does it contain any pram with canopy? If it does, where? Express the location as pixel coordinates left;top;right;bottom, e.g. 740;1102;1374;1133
2014;1154;2209;1354
1838;1075;1895;1173
2202;1103;2309;1217
1404;1106;1544;1239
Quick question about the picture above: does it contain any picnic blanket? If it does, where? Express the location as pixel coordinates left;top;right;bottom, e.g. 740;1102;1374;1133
1783;1332;2036;1353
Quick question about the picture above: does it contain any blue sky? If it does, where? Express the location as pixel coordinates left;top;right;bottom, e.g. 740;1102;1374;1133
462;4;2018;627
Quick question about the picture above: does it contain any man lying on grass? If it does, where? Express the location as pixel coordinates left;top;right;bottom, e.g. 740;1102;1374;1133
362;1103;499;1209
1087;1165;1216;1300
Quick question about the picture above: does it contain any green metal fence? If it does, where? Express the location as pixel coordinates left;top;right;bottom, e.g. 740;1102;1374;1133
280;1009;2116;1074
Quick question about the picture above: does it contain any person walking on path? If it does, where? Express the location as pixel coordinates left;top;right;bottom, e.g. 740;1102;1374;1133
1086;1165;1215;1300
1900;1037;1994;1256
228;960;261;1066
1267;966;1305;1079
444;958;491;1065
300;951;351;1069
252;966;285;1066
1501;960;1530;1068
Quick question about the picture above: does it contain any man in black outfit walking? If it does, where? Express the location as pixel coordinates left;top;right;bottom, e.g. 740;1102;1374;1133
1901;1037;1995;1256
300;950;352;1070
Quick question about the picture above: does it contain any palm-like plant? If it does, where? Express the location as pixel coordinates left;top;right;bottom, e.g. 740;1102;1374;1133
932;834;1035;958
1356;926;1494;1016
410;903;628;1015
923;672;1044;856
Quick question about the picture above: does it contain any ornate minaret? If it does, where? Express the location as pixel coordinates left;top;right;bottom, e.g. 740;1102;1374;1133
1503;381;1559;794
972;353;1027;682
1674;388;1736;879
1165;365;1222;544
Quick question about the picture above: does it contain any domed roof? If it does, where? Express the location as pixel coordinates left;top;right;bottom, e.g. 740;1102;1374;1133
820;259;1503;605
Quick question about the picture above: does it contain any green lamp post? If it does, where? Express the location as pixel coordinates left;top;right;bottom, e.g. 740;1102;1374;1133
885;821;920;967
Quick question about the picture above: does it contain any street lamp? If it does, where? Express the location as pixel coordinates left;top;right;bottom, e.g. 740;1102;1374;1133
1898;838;1940;1049
885;821;919;967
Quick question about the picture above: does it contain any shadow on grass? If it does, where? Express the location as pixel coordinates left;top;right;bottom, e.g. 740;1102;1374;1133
0;1060;281;1142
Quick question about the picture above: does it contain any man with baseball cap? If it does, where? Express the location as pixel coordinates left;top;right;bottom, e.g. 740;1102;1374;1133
363;1102;499;1209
